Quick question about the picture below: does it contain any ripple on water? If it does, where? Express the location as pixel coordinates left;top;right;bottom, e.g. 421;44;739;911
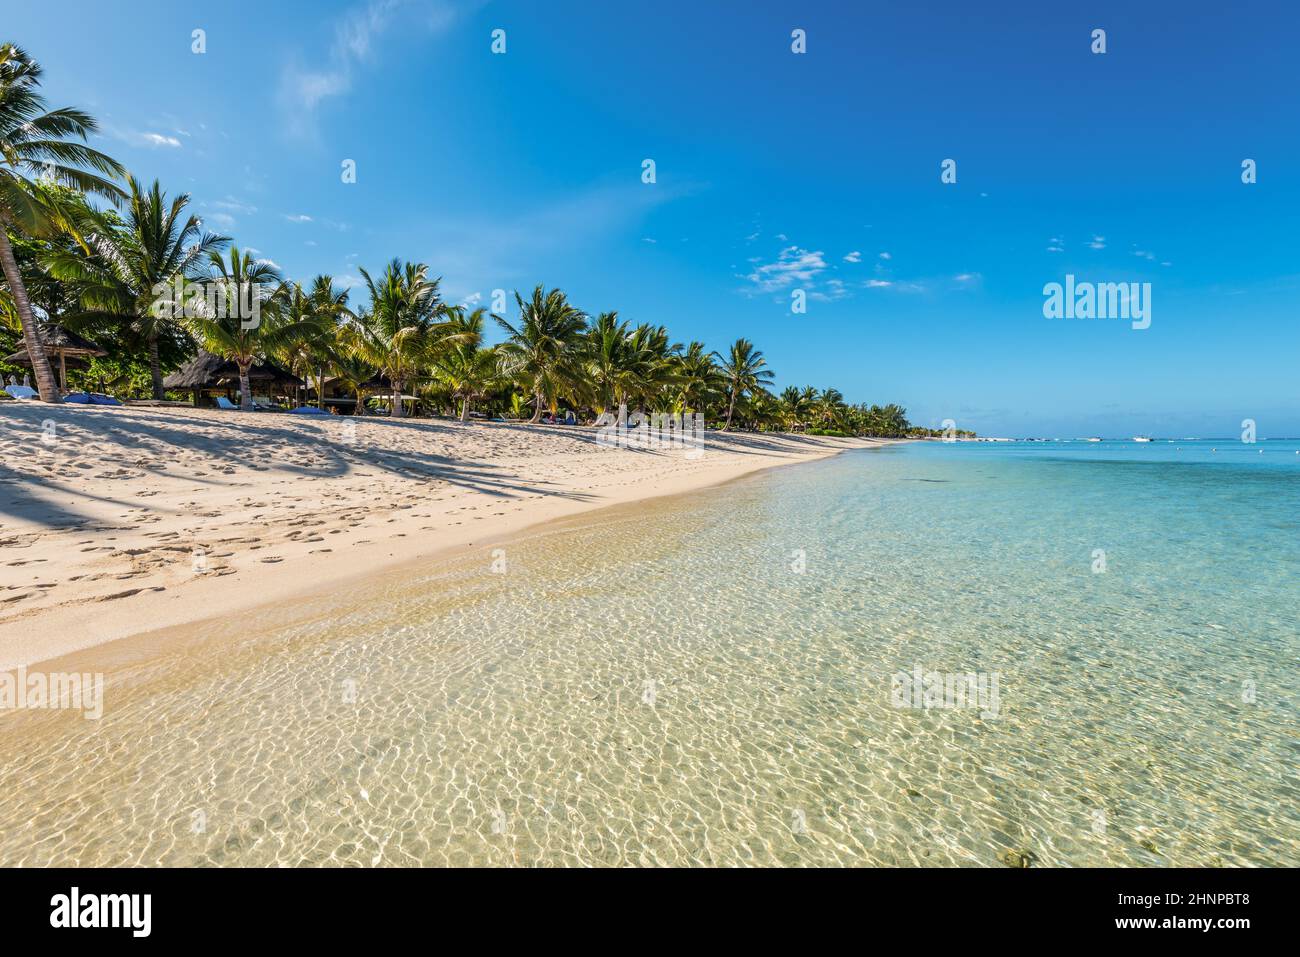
0;443;1296;866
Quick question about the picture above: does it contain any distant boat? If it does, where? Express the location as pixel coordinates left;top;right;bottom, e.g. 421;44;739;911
1132;436;1153;442
1086;437;1102;443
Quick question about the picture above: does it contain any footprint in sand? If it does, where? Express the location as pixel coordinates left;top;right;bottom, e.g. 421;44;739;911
97;586;164;601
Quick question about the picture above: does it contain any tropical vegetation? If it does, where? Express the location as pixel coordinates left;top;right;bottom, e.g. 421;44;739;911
0;44;945;438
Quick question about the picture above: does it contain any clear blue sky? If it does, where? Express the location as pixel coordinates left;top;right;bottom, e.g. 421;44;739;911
8;0;1299;436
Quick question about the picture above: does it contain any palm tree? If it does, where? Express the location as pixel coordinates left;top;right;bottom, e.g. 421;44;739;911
46;177;228;398
581;311;634;413
778;385;812;431
812;387;847;430
181;248;307;411
714;338;774;431
624;323;682;412
429;307;500;421
346;260;447;418
329;325;378;415
494;285;586;423
744;387;782;431
879;402;909;437
0;183;95;340
675;341;724;415
0;44;125;401
278;275;349;408
0;286;17;331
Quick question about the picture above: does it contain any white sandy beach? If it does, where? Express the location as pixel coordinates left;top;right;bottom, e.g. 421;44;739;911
0;404;890;667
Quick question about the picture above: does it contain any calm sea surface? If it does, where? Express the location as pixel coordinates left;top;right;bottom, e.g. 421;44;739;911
2;439;1297;866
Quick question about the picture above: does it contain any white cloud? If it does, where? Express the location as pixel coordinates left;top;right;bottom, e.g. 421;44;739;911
277;0;485;136
810;278;849;302
199;196;258;230
878;251;891;260
953;273;978;282
214;198;258;215
864;279;892;288
283;63;350;115
424;179;696;301
1088;235;1106;249
843;251;862;263
743;245;828;293
104;125;182;149
284;214;314;223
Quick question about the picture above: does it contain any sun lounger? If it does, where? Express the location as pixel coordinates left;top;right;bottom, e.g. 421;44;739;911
3;385;38;400
215;396;240;410
61;392;123;406
288;406;329;415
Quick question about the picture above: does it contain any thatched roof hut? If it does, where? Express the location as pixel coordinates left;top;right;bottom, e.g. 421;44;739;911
319;372;392;394
163;351;302;402
3;325;108;393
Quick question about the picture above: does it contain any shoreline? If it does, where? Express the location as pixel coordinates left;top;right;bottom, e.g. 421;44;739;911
1;404;899;669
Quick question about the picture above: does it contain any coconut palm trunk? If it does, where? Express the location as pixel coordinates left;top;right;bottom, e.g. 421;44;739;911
530;389;544;422
237;362;254;412
0;225;60;401
460;396;470;422
147;328;164;399
723;387;737;431
714;339;771;434
0;45;127;402
392;377;405;418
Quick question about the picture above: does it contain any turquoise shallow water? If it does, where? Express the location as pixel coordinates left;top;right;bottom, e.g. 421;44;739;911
0;439;1296;866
